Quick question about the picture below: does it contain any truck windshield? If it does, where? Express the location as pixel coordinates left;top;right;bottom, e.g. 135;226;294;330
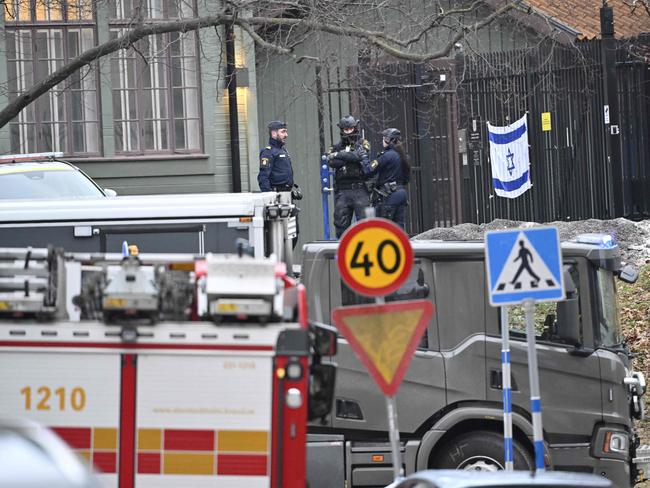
596;269;621;347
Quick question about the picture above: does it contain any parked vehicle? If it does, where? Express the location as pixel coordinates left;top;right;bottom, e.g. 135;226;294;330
0;152;115;199
0;418;100;488
303;234;642;488
0;191;297;270
386;470;613;488
0;247;336;488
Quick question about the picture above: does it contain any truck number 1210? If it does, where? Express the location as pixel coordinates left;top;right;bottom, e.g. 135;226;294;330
20;386;86;411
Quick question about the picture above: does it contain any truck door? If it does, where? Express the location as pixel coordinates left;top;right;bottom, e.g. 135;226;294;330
484;259;603;446
327;258;446;434
433;260;488;405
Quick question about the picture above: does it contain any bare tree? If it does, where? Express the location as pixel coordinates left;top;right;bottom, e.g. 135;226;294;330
0;0;530;129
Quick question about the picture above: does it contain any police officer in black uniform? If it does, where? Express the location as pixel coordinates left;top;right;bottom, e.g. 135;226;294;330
258;120;302;246
258;120;300;195
327;115;372;238
364;128;411;229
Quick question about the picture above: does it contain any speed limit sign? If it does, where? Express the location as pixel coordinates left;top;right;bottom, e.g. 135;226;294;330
338;218;413;297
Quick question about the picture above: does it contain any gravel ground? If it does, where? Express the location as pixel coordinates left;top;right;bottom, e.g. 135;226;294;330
414;218;650;266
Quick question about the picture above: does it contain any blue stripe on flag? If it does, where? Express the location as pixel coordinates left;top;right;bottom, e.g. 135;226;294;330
488;123;526;144
493;171;529;192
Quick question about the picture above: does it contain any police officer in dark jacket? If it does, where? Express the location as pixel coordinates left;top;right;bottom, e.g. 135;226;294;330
327;115;371;238
363;128;411;229
258;120;302;247
258;120;302;198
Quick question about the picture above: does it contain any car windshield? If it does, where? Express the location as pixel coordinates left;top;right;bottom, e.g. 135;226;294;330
0;166;104;199
596;268;622;347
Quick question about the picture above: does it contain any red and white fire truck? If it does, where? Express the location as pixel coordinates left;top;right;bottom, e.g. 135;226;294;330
0;246;336;488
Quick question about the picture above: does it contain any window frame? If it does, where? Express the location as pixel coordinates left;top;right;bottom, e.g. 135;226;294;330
4;0;102;156
108;0;204;156
499;259;595;349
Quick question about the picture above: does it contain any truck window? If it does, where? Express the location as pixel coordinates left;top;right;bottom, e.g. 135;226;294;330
339;260;432;349
506;264;582;344
434;261;486;349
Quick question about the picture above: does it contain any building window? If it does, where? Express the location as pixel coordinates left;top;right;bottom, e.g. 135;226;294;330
110;0;201;154
4;0;100;155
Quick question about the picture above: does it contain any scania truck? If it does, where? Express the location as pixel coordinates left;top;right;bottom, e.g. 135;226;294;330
302;234;644;488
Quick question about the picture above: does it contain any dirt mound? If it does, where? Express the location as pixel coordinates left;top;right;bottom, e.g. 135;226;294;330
414;218;650;266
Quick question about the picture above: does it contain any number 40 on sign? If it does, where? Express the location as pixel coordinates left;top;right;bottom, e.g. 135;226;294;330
338;219;413;297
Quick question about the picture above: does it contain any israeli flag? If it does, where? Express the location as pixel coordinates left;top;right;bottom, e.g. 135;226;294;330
487;114;531;198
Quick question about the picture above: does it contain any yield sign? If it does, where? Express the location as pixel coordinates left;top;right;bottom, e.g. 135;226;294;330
332;300;434;396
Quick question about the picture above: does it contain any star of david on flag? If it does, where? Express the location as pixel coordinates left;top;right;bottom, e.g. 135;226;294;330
487;114;532;199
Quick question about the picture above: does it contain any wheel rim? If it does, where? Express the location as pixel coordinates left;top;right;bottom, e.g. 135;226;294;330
458;456;503;471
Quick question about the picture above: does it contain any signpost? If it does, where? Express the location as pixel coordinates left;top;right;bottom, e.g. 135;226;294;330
334;218;433;482
485;227;565;472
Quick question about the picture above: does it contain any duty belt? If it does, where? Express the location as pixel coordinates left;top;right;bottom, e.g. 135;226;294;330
272;184;293;191
335;182;367;191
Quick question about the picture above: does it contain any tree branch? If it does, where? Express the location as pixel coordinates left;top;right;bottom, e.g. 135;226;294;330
0;0;527;129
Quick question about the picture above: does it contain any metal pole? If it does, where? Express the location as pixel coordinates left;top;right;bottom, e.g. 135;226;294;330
600;4;623;217
376;294;403;482
225;21;241;193
501;306;514;471
523;298;545;472
320;155;332;240
386;395;403;481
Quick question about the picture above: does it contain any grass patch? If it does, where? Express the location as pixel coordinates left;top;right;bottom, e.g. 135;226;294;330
619;263;650;443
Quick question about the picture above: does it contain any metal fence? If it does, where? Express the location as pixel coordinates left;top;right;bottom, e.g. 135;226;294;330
458;38;650;223
321;61;461;236
318;37;650;236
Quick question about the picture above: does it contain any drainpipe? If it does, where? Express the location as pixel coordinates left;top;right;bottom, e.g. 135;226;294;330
225;22;242;192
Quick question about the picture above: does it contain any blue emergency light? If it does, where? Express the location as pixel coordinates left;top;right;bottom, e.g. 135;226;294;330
575;233;616;248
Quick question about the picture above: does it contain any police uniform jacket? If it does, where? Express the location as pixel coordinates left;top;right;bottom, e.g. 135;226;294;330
328;138;370;189
258;138;294;192
367;146;410;186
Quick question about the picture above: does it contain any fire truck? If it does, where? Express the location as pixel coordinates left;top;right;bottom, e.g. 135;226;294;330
0;191;298;271
0;246;335;488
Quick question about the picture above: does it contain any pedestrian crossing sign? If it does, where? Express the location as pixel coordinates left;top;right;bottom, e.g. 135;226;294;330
485;227;565;306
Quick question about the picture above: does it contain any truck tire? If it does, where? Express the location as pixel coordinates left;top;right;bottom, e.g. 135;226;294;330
430;430;534;471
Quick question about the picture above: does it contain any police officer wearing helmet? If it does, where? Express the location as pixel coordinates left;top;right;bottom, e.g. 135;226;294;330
327;115;371;238
364;128;411;229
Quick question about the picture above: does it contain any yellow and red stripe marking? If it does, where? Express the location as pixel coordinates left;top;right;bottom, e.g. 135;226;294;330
52;426;118;474
136;428;269;476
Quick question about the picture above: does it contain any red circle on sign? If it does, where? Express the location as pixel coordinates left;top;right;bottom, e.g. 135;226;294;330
337;218;413;297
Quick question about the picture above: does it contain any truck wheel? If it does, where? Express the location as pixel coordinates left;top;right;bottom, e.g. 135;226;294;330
430;430;534;471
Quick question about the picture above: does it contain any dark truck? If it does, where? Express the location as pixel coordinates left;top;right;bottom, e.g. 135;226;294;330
303;235;643;488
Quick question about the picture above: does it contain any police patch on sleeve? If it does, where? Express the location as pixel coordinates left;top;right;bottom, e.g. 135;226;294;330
362;139;370;151
371;159;379;169
261;157;269;166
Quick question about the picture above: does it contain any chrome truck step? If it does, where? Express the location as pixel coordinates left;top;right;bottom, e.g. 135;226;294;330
634;444;650;481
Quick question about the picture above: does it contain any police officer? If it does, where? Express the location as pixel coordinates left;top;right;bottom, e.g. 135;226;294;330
364;128;411;229
258;120;302;247
258;120;301;196
327;115;371;238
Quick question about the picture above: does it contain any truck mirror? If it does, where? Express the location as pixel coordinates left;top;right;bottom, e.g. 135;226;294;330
617;264;638;284
310;322;338;356
556;297;581;346
308;363;336;421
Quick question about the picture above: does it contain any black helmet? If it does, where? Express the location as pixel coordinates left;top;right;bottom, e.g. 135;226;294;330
337;115;360;130
267;120;287;130
382;128;401;143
